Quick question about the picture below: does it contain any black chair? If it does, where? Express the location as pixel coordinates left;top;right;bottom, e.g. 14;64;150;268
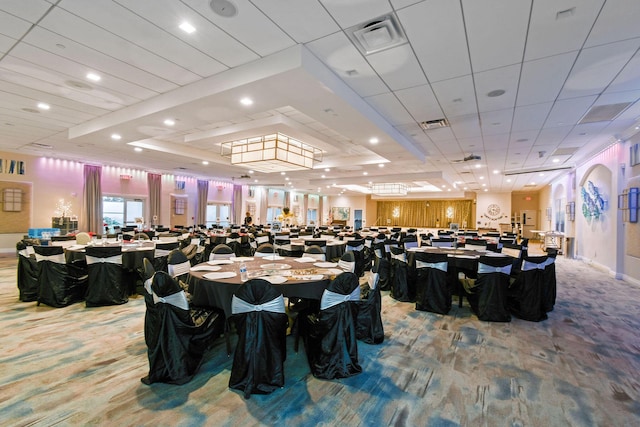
16;241;39;302
303;239;327;253
167;249;192;284
389;246;412;302
414;252;451;314
355;271;384;344
229;279;288;398
338;250;356;273
153;241;180;273
225;232;243;257
542;248;558;312
463;256;513;322
508;255;549;322
304;245;326;261
255;243;276;258
210;244;234;260
345;239;366;277
372;242;391;291
141;271;225;385
300;272;362;379
85;246;128;307
34;246;87;308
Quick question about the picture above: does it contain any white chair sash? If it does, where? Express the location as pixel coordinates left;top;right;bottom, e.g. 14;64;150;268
374;249;384;259
35;253;66;264
346;244;364;252
249;240;257;249
86;254;122;265
368;273;379;290
181;233;191;240
478;263;512;275
18;249;30;258
154;249;171;258
416;260;448;272
256;236;270;244
144;277;153;295
211;253;233;260
404;241;419;249
255;251;276;258
231;294;285;314
522;260;547;271
190;238;201;246
338;260;355;273
364;239;373;248
26;246;35;256
153;289;189;311
226;238;241;244
390;251;406;263
168;261;191;277
320;287;361;310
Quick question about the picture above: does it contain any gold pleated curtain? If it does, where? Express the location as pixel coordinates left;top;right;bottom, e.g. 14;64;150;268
376;200;473;228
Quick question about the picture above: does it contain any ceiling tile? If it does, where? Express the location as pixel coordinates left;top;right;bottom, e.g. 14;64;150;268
395;84;443;123
431;75;477;118
366;44;427;91
475;64;520;113
517;52;577;106
0;0;52;23
319;0;392;29
0;9;33;39
585;0;640;47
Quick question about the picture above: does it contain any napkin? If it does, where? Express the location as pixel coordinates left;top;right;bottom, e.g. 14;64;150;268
259;275;287;284
294;257;317;263
203;271;237;280
190;265;222;272
207;260;234;265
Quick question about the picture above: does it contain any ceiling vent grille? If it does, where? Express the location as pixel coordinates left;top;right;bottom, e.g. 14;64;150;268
420;118;449;130
348;14;408;56
578;103;632;124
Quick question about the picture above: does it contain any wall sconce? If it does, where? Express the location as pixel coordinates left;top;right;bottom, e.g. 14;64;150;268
565;201;575;221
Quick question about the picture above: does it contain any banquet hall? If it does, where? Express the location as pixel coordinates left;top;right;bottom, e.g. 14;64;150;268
1;1;639;426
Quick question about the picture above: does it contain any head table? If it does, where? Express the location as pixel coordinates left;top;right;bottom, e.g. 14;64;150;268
188;256;344;318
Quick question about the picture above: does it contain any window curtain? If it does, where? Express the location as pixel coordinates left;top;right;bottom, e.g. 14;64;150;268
303;194;309;226
319;196;324;226
81;165;102;234
231;184;242;225
284;191;290;208
376;200;473;228
148;173;161;227
196;180;209;226
259;188;268;225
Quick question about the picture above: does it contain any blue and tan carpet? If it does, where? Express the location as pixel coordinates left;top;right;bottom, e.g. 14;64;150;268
1;254;639;426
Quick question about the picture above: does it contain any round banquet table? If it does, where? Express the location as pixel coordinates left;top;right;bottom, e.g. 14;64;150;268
188;257;338;318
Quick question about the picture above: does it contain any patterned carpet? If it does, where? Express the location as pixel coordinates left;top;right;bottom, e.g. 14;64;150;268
1;254;639;427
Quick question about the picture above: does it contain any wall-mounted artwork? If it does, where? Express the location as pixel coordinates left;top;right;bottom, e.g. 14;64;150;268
174;198;185;215
581;180;606;220
631;143;640;166
331;207;350;221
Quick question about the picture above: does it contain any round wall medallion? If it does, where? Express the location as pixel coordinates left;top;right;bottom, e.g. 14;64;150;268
487;203;501;216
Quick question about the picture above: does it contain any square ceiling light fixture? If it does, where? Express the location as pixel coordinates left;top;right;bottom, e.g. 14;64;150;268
371;183;408;196
221;133;323;173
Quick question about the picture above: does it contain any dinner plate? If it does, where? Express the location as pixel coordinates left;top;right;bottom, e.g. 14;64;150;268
314;262;337;268
290;274;324;281
203;271;237;280
259;275;287;284
260;263;292;270
190;265;222;272
207;260;234;265
326;268;344;275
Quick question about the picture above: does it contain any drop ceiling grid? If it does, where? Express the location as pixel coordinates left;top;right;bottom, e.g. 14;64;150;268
365;44;428;92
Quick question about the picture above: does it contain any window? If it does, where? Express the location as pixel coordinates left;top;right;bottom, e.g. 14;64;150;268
206;203;231;228
103;196;145;230
307;208;317;225
266;207;282;224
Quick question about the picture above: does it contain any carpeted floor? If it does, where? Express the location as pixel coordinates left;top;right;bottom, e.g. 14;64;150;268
1;254;639;427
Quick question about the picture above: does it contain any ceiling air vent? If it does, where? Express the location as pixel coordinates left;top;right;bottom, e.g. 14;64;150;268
420;118;449;130
348;14;407;55
578;103;632;124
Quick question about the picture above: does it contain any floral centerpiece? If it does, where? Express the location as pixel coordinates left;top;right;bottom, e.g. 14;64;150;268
277;207;297;226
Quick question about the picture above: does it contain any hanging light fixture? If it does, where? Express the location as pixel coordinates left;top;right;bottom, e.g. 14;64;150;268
220;133;322;173
370;183;408;196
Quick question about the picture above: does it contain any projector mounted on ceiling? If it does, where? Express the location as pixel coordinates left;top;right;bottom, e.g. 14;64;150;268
452;154;481;163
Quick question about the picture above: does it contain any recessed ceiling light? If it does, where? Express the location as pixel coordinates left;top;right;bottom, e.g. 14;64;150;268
484;188;488;192
202;161;209;165
248;170;254;174
493;170;499;174
479;176;484;180
507;178;512;183
210;0;238;18
482;183;486;187
530;182;536;185
134;147;143;152
321;175;326;178
111;134;121;140
487;89;506;97
441;185;446;188
254;179;258;183
37;102;50;110
240;97;253;106
285;177;289;181
179;22;196;34
369;137;379;144
463;187;468;190
475;164;481;169
324;168;330;172
363;172;368;175
447;188;451;192
164;119;175;126
280;172;286;175
552;158;560;163
378;163;384;168
86;72;101;82
539;173;544;177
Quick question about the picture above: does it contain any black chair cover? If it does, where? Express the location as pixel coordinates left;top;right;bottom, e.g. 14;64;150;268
167;249;191;283
389;246;413;302
355;271;384;344
229;279;288;398
373;242;391;291
542;249;558;312
346;239;366;277
85;246;128;307
153;241;180;272
414;252;451;314
17;241;39;302
34;245;87;308
301;272;362;379
508;255;548;322
466;256;513;322
212;244;234;259
142;271;224;385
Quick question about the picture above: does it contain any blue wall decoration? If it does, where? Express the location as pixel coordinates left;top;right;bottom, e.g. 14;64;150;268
581;181;606;220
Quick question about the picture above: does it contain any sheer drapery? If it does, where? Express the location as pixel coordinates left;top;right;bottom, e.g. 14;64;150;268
319;197;324;226
376;200;473;228
231;184;243;225
303;194;308;226
284;191;290;208
196;180;209;226
259;187;268;225
81;165;102;234
148;173;161;226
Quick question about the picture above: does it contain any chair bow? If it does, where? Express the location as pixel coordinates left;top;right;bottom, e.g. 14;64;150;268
522;259;547;271
226;238;241;244
152;290;189;311
86;255;122;265
416;260;448;272
35;253;66;264
154;249;172;257
338;260;355;273
544;257;556;267
320;286;361;310
18;249;30;258
231;294;285;314
478;263;512;275
368;273;379;290
346;244;364;252
168;261;191;277
390;252;406;263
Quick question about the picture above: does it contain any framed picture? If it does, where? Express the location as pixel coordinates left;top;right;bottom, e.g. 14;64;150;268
631;143;640;166
331;207;350;221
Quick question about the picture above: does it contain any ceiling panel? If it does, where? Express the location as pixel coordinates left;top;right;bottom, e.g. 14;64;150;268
394;84;443;124
544;96;598;128
366;44;427;91
517;52;577;106
0;0;51;23
431;75;477;118
604;50;640;94
364;92;414;126
585;0;640;47
512;103;553;132
474;64;520;113
319;0;392;29
0;9;34;39
0;33;16;54
463;0;530;73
